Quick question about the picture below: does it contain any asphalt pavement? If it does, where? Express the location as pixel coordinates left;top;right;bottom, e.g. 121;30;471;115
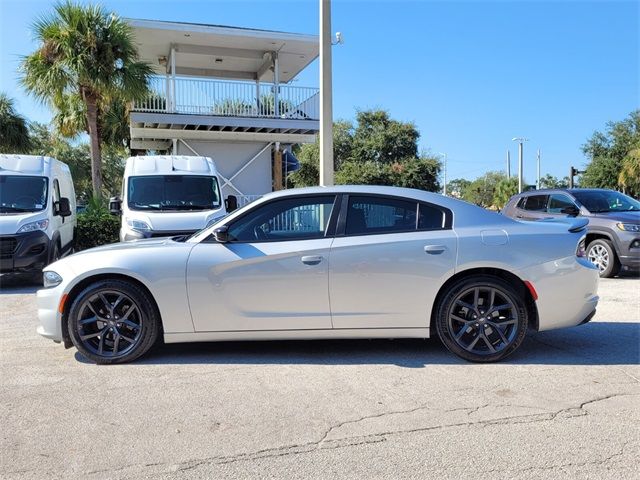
1;276;638;479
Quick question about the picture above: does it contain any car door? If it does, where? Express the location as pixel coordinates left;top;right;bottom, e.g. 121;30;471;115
514;194;549;220
329;194;457;329
186;194;338;332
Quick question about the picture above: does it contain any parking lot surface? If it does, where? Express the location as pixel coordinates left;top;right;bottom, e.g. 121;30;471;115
1;276;639;479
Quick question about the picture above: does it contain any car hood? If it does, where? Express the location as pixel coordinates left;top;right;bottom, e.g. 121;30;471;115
72;237;180;256
0;211;49;235
124;209;225;231
589;211;640;223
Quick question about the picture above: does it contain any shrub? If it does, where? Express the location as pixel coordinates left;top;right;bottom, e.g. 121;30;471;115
75;199;120;251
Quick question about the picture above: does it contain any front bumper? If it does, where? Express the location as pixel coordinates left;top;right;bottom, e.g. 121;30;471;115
615;231;640;271
0;231;50;274
36;283;65;342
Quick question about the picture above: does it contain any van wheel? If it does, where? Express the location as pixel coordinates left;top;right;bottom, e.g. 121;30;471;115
587;239;620;278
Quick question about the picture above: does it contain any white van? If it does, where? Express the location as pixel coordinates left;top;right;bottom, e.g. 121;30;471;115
111;155;236;241
0;155;76;277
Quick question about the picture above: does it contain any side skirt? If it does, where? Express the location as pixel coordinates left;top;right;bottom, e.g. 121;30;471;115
164;328;431;344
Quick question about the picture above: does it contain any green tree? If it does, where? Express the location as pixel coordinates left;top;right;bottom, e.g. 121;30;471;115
20;1;152;198
618;148;640;196
539;174;569;189
462;171;507;208
493;177;519;210
581;110;640;190
0;93;31;153
350;110;419;164
446;178;471;198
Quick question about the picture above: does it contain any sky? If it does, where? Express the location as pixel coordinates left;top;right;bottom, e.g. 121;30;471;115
0;0;638;184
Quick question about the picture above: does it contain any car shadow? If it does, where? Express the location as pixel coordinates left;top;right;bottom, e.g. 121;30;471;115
75;321;639;368
0;275;40;294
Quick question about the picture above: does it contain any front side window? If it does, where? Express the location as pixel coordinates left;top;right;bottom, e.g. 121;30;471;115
345;196;419;235
0;176;48;213
547;194;576;214
523;195;548;211
227;195;336;242
127;175;221;211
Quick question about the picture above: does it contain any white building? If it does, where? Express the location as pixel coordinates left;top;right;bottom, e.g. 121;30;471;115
128;19;320;205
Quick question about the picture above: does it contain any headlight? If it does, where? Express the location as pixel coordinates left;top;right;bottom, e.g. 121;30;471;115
616;223;640;232
17;219;49;233
43;271;63;288
125;218;152;232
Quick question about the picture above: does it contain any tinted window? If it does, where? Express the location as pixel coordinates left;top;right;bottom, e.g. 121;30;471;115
516;197;527;209
128;175;221;211
346;196;418;235
547;194;575;214
227;195;336;242
572;190;640;213
418;203;445;229
523;195;548;211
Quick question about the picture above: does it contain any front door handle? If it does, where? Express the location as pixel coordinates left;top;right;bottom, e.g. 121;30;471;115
424;245;446;255
301;255;323;265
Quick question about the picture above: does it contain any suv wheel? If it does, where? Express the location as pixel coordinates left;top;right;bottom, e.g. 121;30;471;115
587;239;620;278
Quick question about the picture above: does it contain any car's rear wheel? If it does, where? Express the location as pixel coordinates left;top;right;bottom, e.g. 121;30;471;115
587;239;620;278
68;279;160;364
435;275;528;362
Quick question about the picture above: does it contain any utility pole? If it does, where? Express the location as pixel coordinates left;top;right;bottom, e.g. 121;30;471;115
437;153;447;195
512;137;529;193
536;149;541;190
506;150;511;179
319;0;334;186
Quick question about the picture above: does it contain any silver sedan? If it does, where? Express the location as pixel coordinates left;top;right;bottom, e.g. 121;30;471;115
37;186;600;364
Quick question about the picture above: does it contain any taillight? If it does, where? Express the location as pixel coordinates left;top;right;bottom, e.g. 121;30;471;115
576;237;586;258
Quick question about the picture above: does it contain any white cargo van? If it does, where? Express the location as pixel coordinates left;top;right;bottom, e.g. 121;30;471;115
0;155;76;277
111;155;236;241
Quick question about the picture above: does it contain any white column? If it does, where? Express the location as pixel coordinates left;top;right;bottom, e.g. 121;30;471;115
518;142;524;193
319;0;334;186
170;45;176;113
273;52;279;117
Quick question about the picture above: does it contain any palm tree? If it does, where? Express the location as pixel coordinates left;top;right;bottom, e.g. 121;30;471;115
619;148;640;196
20;1;152;197
0;93;31;153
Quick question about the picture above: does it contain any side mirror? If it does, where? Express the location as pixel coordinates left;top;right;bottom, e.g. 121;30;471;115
225;195;238;213
213;225;229;243
109;196;122;215
561;205;580;217
55;197;72;217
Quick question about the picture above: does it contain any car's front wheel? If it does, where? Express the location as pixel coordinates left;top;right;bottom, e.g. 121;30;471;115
587;239;620;278
68;279;160;364
435;275;528;362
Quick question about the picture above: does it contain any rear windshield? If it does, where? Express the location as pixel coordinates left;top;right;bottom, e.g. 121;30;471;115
127;175;221;211
0;175;48;213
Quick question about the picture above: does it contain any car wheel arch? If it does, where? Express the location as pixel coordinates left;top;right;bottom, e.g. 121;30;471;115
429;267;539;333
586;231;619;254
60;273;163;349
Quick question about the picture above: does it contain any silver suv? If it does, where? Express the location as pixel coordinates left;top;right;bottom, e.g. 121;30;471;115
502;189;640;278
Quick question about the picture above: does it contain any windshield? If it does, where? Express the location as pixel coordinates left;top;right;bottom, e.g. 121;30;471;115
127;175;221;211
0;175;48;213
572;190;640;213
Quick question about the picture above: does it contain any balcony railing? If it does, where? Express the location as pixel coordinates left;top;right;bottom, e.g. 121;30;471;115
134;76;319;120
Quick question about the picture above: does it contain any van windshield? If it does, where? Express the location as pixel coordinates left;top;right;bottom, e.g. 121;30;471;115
0;176;48;213
128;175;221;211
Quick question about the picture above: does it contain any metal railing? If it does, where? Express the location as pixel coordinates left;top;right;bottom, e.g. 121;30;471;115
134;76;319;120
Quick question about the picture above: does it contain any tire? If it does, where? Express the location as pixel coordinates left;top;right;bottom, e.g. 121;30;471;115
48;242;61;265
435;275;528;363
587;239;620;278
67;279;160;364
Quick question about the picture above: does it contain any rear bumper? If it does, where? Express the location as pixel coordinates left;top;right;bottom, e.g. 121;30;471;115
519;256;600;332
0;231;50;274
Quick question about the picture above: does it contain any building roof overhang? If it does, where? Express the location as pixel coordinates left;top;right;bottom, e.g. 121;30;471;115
127;18;318;83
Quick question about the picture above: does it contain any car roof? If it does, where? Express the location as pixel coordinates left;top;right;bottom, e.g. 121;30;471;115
513;188;616;198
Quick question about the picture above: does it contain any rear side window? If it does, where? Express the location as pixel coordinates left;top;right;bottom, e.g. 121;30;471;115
522;195;548;211
344;195;447;236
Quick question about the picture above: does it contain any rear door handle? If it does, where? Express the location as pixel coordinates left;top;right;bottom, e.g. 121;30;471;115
301;255;323;265
424;245;446;255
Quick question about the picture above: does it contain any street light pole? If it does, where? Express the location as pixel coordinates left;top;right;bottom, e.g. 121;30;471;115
536;149;541;190
319;0;334;186
437;152;447;195
512;137;529;193
506;150;511;179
